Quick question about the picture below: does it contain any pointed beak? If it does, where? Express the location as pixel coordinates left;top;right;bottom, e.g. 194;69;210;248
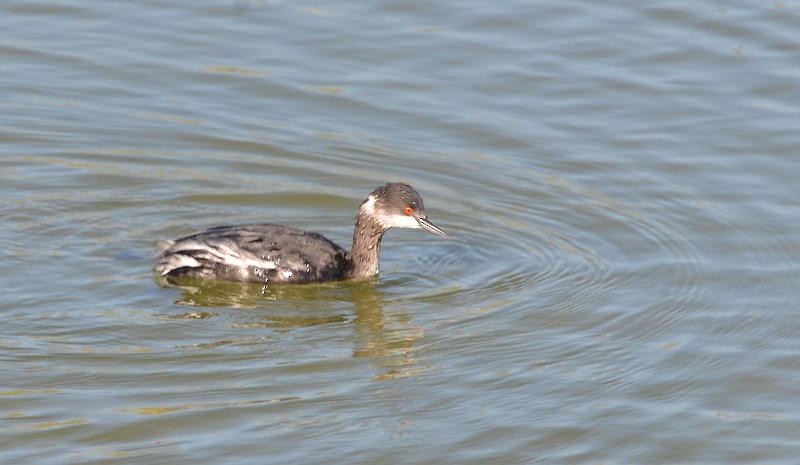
417;216;449;238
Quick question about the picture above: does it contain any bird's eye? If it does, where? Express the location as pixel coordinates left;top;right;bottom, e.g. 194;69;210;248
403;206;414;215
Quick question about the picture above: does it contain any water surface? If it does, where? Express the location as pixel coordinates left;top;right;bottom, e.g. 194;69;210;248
2;1;800;464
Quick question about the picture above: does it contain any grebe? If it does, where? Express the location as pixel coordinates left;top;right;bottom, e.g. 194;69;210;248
155;183;448;284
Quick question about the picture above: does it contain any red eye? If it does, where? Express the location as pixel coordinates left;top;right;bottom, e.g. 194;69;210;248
403;206;414;215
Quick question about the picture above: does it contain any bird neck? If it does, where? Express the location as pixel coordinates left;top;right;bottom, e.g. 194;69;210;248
347;210;388;280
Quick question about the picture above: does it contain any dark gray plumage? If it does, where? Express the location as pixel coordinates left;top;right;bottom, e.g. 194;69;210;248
155;183;448;284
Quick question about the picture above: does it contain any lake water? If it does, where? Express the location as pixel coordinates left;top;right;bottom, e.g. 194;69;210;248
2;1;799;463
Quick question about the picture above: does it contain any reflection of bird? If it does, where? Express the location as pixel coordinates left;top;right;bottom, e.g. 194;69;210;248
155;183;448;284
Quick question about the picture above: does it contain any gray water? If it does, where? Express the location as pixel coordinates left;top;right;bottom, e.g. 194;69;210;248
2;1;800;463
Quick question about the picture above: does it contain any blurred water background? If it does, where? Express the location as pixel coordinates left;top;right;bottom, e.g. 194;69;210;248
2;1;800;463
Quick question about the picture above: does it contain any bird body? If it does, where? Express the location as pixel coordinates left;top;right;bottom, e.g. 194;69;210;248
155;183;447;284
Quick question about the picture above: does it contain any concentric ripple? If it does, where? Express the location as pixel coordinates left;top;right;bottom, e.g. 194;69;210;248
404;161;706;343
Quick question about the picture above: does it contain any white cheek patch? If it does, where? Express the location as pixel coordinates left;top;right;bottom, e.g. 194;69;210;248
361;194;422;229
384;214;421;229
361;195;378;215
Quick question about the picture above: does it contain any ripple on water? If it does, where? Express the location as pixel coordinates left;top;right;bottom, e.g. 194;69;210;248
408;164;706;348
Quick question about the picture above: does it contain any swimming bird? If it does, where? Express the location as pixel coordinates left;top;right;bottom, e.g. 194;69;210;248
155;183;448;284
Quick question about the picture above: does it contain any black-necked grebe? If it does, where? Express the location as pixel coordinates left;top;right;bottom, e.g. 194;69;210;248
155;183;448;284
